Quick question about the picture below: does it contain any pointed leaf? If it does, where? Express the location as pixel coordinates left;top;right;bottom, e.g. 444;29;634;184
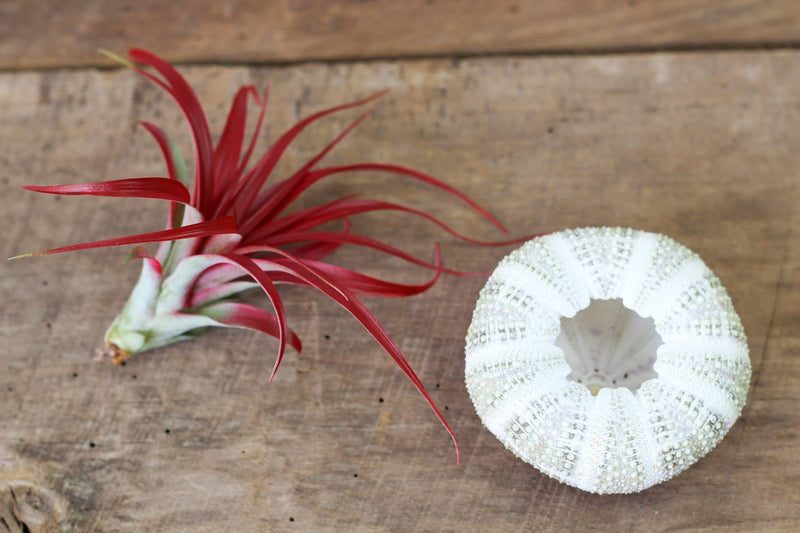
234;86;269;185
275;163;508;234
332;289;459;462
138;122;190;232
293;244;441;297
190;281;259;308
220;91;386;220
213;86;259;200
237;110;374;233
286;218;352;261
243;195;359;243
251;230;473;277
127;48;215;215
11;217;237;258
23;177;190;204
270;198;534;246
138;122;183;183
199;302;302;353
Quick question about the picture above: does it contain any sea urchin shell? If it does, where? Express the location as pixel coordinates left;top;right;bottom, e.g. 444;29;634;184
465;227;751;494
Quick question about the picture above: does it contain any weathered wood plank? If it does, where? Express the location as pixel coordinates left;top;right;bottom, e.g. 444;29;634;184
2;0;800;69
1;51;798;531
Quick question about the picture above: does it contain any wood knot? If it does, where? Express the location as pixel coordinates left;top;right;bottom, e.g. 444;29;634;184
0;481;64;533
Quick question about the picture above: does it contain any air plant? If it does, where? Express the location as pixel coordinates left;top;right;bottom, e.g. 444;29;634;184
13;49;520;460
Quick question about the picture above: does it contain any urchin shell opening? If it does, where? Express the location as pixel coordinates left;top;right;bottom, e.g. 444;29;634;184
555;298;662;395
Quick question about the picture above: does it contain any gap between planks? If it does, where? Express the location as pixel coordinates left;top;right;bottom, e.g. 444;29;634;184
2;43;800;74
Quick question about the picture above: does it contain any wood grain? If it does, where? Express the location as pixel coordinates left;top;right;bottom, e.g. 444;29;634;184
2;0;800;70
1;51;798;531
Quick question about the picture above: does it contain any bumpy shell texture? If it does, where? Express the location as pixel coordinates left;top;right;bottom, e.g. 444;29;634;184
465;227;751;494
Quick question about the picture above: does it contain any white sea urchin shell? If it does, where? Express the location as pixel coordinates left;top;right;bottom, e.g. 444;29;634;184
465;227;751;494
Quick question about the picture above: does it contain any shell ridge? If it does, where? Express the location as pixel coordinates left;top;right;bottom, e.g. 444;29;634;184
620;230;661;308
569;388;607;491
638;379;731;479
499;236;591;317
547;230;604;301
631;391;665;489
501;384;590;485
656;272;747;344
628;235;700;318
643;257;708;324
465;276;561;346
465;342;571;422
654;339;751;418
465;339;569;378
571;388;653;494
475;371;578;443
559;226;636;300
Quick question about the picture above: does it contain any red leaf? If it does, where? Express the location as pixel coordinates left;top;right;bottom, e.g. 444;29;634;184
244;249;349;300
293;244;442;297
138;123;181;183
220;253;289;382
233;86;269;187
269;163;509;235
334;291;459;462
253;230;474;277
266;198;537;246
284;218;352;261
244;195;359;243
219;91;386;221
236;110;373;234
23;178;190;204
200;301;302;353
212;86;260;201
138;122;188;229
11;217;237;258
127;48;215;215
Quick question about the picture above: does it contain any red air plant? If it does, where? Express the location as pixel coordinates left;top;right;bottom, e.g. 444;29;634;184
14;49;522;461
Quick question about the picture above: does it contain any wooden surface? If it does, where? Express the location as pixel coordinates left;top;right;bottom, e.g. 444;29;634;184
3;0;800;69
1;3;800;532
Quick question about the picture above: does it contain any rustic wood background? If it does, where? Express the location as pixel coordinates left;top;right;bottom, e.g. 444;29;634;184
1;1;798;532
